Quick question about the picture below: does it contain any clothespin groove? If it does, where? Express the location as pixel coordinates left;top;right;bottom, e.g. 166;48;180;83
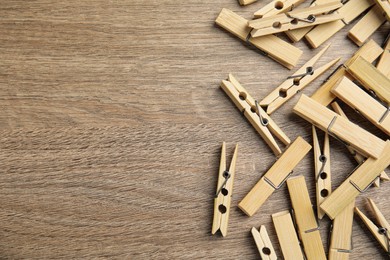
251;226;277;260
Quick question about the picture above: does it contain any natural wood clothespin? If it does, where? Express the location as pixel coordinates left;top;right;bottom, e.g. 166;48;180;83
254;0;306;18
348;5;387;46
332;77;390;136
328;200;355;260
221;74;291;156
355;198;390;253
287;176;327;260
347;56;390;104
215;8;302;69
312;125;331;220
248;2;343;38
374;0;390;20
312;39;383;106
377;38;390;78
212;142;238;237
320;141;390;219
251;226;277;260
305;0;375;48
260;44;339;114
239;0;258;5
238;137;311;216
293;94;386;159
272;211;304;259
331;101;389;188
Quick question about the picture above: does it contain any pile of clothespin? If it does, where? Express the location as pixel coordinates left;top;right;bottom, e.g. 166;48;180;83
211;0;390;259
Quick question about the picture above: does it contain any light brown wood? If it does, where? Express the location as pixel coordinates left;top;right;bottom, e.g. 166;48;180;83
212;142;238;237
348;5;387;46
332;77;390;136
254;0;306;18
374;0;390;20
377;40;390;77
329;200;355;260
215;8;303;69
251;226;277;260
305;0;374;48
238;137;311;216
260;45;340;114
293;94;386;159
287;176;326;260
347;56;390;104
311;39;383;106
221;74;291;155
321;141;390;219
312;126;331;219
239;0;258;5
272;211;304;260
331;102;389;187
249;2;343;38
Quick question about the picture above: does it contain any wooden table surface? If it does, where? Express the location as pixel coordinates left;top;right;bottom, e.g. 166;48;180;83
1;1;390;259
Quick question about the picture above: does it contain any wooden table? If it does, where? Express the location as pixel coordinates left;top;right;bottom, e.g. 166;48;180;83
1;1;389;259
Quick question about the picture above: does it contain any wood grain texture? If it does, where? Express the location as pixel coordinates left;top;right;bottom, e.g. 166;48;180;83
0;0;390;259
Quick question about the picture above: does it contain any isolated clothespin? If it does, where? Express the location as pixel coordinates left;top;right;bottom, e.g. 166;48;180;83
320;141;390;219
346;56;390;104
328;200;355;260
260;45;340;114
348;5;387;46
355;198;390;253
215;8;303;69
211;142;238;237
248;2;343;38
312;125;331;219
251;226;277;260
254;0;306;18
331;101;390;188
312;39;383;106
272;211;305;260
287;176;327;260
293;94;387;159
221;74;291;156
239;137;311;216
375;0;390;21
332;77;390;136
305;0;375;48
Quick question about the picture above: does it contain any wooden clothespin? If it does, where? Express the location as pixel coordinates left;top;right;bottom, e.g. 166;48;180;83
305;0;375;48
215;8;303;69
260;45;340;114
312;39;383;106
221;74;291;156
331;101;390;188
211;142;238;237
355;198;390;253
328;200;355;260
254;0;305;18
347;56;390;104
332;77;390;136
312;125;331;219
272;211;305;260
377;37;390;78
251;226;277;260
287;176;327;260
320;140;390;219
239;0;258;6
348;5;387;46
375;0;390;20
238;137;311;216
293;94;386;159
284;0;331;42
248;2;343;38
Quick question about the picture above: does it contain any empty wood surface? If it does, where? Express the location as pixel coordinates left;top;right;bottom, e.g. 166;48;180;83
0;0;389;259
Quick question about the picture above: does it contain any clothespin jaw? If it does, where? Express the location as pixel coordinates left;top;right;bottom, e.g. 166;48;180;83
312;125;331;220
248;2;343;38
251;226;277;260
355;198;390;252
212;142;238;237
221;74;291;156
260;44;340;114
254;0;306;18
